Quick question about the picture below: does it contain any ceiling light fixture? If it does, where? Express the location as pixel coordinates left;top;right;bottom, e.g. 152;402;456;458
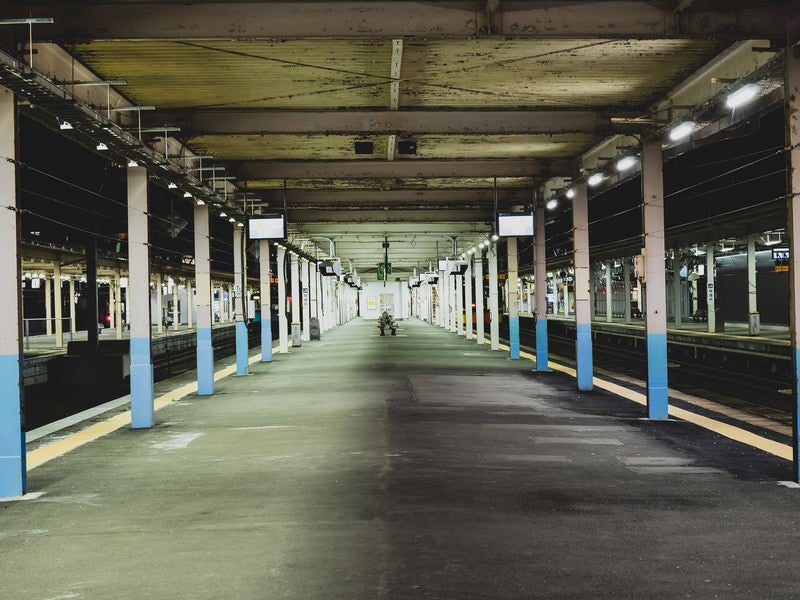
183;192;192;198
668;121;695;141
565;188;576;199
96;142;108;151
725;83;759;110
168;182;178;189
546;198;558;210
615;156;637;172
587;173;604;187
58;119;73;130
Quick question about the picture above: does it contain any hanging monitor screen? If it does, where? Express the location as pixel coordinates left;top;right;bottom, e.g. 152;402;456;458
248;214;286;240
497;213;534;237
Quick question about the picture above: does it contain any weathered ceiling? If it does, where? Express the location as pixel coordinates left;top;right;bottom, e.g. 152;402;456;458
5;0;794;277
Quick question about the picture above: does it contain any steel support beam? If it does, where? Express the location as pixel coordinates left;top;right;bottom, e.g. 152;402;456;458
23;2;792;40
251;188;535;207
238;159;574;180
153;110;615;135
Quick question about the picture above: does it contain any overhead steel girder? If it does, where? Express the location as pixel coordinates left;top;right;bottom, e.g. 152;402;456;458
18;2;793;40
252;188;530;207
288;208;492;224
151;110;617;136
238;159;574;180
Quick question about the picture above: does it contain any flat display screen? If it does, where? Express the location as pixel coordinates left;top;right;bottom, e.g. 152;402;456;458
497;213;534;237
248;215;286;240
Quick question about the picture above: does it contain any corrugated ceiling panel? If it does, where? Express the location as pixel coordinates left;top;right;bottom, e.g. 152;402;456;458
401;38;727;109
68;39;393;110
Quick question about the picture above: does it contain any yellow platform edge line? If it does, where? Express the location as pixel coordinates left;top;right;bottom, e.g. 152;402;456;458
26;343;281;471
513;346;792;462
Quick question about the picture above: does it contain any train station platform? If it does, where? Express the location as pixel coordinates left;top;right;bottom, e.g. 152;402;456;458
3;317;799;599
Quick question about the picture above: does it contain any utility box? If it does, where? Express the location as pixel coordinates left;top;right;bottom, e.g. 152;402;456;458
748;312;760;336
310;317;321;340
291;322;302;347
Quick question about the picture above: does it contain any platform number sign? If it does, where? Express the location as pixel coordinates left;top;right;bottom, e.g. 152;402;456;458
772;248;789;272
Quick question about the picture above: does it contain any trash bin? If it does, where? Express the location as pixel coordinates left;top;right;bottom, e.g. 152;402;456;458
310;317;321;340
291;321;302;347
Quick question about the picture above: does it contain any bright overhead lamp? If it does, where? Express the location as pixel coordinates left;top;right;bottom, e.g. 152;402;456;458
615;156;637;172
196;199;205;206
219;211;228;218
168;182;178;189
587;173;604;187
58;119;73;130
725;83;759;110
229;217;236;223
127;159;138;167
546;198;558;210
467;247;476;255
96;142;108;151
183;192;192;198
565;188;576;199
669;121;694;142
490;234;499;242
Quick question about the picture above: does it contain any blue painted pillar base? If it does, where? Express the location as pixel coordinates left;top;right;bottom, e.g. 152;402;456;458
261;320;273;363
576;323;594;391
130;337;154;429
196;327;214;395
647;332;669;419
535;318;549;371
0;354;25;497
235;321;249;376
509;315;520;359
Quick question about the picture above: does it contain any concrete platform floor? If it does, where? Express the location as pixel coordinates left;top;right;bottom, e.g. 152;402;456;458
3;317;800;599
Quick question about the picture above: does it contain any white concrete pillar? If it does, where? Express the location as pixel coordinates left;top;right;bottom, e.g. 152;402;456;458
115;271;123;339
489;244;499;350
186;282;193;329
54;262;63;349
785;42;800;479
475;250;485;344
290;253;301;345
507;237;520;358
277;246;289;352
194;204;214;395
259;240;273;362
302;259;311;342
642;139;668;417
747;234;759;335
449;270;457;333
0;85;25;495
624;259;632;322
127;165;154;428
573;180;593;391
534;198;548;369
456;274;464;336
156;272;163;334
707;247;716;334
44;276;52;335
69;277;76;334
605;262;613;322
464;257;473;340
171;278;179;331
673;254;682;327
233;224;248;375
